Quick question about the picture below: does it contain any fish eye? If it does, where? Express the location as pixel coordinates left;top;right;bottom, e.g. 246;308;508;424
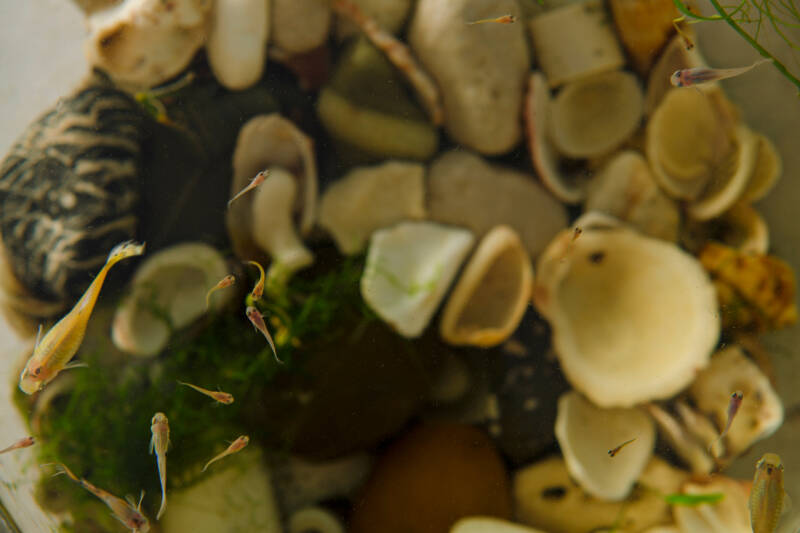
32;367;41;376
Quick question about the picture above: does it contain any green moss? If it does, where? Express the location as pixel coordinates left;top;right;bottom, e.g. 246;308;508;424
22;254;371;521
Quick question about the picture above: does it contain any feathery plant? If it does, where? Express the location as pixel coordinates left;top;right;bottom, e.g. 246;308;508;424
674;0;800;90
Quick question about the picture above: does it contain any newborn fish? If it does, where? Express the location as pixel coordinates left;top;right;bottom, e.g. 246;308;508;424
246;260;265;301
149;412;170;520
19;241;146;394
670;58;772;87
53;463;150;533
205;274;235;309
749;453;785;533
608;438;637;457
246;306;281;364
227;169;269;208
202;435;249;472
177;381;234;405
709;390;743;453
0;436;35;454
467;14;515;25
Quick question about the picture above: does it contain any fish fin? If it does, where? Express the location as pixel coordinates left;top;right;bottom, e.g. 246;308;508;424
149;435;155;455
33;324;42;351
62;361;89;371
262;325;283;364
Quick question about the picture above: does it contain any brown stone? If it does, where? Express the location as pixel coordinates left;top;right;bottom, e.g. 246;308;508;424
350;423;512;533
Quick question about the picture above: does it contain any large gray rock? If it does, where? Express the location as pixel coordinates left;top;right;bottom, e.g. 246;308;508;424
409;0;530;154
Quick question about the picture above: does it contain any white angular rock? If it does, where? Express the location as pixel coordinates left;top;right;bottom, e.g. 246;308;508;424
86;0;212;88
524;71;587;204
549;71;643;159
111;242;232;357
528;0;625;88
319;161;426;255
207;0;270;90
409;0;529;154
451;517;548;533
513;456;686;533
361;221;474;338
427;150;567;259
251;168;314;285
288;507;344;533
554;391;655;501
585;151;680;241
673;477;751;533
161;449;283;533
272;0;331;54
227;114;318;273
533;216;719;407
440;226;533;348
689;346;783;458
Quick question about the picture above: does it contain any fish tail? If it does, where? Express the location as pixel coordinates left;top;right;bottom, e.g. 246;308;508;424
157;456;167;519
106;241;146;268
53;463;80;482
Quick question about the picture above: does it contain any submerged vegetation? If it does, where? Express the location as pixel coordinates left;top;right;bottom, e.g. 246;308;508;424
23;253;371;520
674;0;800;90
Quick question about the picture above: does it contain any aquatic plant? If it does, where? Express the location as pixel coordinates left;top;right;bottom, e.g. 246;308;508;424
24;254;370;521
673;0;800;90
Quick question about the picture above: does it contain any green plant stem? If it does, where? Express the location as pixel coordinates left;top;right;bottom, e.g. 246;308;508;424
675;0;800;90
709;0;800;89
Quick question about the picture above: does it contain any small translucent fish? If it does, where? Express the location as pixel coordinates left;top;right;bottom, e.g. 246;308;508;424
608;438;637;457
201;435;249;472
246;261;265;301
177;381;234;405
52;463;150;532
749;453;785;533
0;436;34;454
149;413;170;520
467;14;515;25
709;390;743;453
205;274;236;309
228;170;269;208
246;306;282;364
670;58;772;87
572;227;583;241
19;241;146;394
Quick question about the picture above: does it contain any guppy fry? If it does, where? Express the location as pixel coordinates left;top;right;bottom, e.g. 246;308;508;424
608;437;637;457
149;412;170;520
177;381;234;405
19;241;146;394
709;390;743;454
0;436;34;455
228;169;268;208
749;453;785;533
246;306;282;364
467;15;515;25
671;58;772;87
205;274;236;309
201;435;249;472
52;463;150;533
246;260;266;301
